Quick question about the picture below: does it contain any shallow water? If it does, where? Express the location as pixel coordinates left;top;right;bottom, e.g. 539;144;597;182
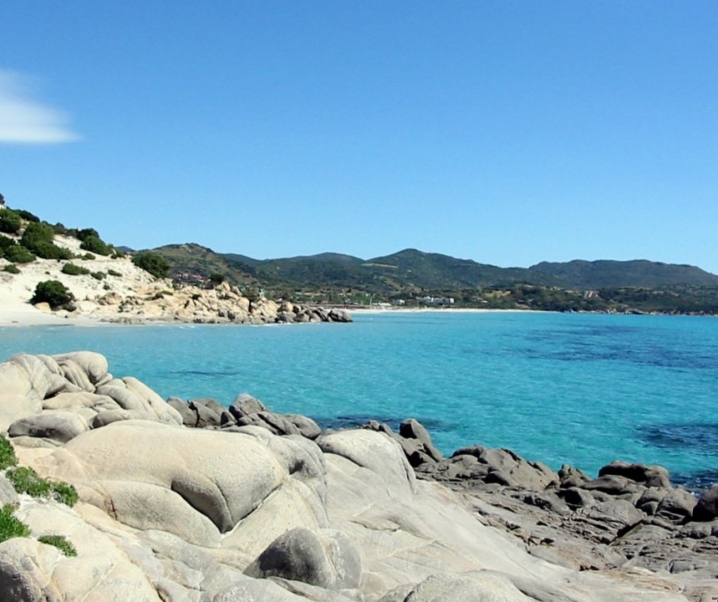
2;312;717;485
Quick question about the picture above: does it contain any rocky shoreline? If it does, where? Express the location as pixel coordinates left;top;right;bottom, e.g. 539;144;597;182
0;351;716;601
0;229;353;326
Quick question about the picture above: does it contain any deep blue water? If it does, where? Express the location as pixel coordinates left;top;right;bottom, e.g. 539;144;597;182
1;312;717;486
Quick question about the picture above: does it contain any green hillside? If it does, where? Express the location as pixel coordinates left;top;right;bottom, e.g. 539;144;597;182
530;260;718;289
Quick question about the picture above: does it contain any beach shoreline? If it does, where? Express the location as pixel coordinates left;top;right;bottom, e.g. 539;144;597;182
0;300;104;328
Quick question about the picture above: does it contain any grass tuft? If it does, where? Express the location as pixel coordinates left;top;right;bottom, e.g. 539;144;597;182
0;504;31;543
6;466;78;506
0;436;18;470
38;534;77;557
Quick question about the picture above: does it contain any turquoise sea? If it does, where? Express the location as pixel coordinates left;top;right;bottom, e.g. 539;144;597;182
1;312;717;486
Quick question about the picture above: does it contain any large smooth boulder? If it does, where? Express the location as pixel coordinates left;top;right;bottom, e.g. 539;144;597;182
8;412;89;443
0;354;70;431
35;420;328;547
7;501;163;602
42;391;119;413
317;429;417;499
52;352;111;388
245;527;361;590
96;378;182;425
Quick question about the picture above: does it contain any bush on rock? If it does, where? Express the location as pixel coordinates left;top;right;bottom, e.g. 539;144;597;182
0;436;18;470
30;280;74;309
0;505;30;543
38;534;78;557
6;466;78;506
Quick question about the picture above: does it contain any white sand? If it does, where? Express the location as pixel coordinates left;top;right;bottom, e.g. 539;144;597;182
0;234;153;327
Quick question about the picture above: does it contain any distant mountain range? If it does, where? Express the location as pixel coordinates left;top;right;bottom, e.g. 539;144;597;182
154;244;718;295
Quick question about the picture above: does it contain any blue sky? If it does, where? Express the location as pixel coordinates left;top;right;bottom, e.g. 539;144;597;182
1;2;717;273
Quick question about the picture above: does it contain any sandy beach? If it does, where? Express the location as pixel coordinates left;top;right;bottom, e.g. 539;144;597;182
0;299;102;327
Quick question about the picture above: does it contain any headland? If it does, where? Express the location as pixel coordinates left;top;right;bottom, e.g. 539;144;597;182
0;350;716;601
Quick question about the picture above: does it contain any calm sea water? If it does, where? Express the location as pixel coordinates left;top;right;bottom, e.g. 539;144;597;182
1;312;717;486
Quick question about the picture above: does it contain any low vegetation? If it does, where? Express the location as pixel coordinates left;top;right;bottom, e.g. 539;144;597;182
132;251;170;279
21;222;72;260
30;280;74;309
0;505;31;543
77;228;113;256
6;466;79;506
0;209;22;234
0;436;78;554
61;263;91;276
4;244;35;264
0;436;18;470
38;534;78;557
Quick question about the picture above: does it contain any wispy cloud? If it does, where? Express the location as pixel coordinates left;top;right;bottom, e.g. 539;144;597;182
0;70;81;144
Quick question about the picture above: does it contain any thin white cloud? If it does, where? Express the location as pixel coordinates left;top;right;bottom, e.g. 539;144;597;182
0;69;81;144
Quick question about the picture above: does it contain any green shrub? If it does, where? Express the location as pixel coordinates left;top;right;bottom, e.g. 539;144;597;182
209;273;225;286
49;481;78;507
14;209;39;222
21;222;72;260
6;466;51;497
38;534;77;557
82;253;95;260
5;466;78;506
108;269;121;277
61;263;90;276
52;222;68;235
80;235;113;256
4;244;35;264
0;234;15;251
35;241;72;260
0;209;22;234
76;228;99;241
0;505;31;543
132;251;170;279
91;271;106;280
3;264;20;274
30;280;74;309
0;436;18;470
20;221;54;249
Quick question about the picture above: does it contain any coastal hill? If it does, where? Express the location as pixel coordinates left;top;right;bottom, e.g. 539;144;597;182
159;244;718;291
154;244;718;313
0;206;350;325
530;259;718;288
2;199;718;316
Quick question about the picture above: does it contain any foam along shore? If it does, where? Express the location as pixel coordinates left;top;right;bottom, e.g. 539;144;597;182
1;351;716;602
